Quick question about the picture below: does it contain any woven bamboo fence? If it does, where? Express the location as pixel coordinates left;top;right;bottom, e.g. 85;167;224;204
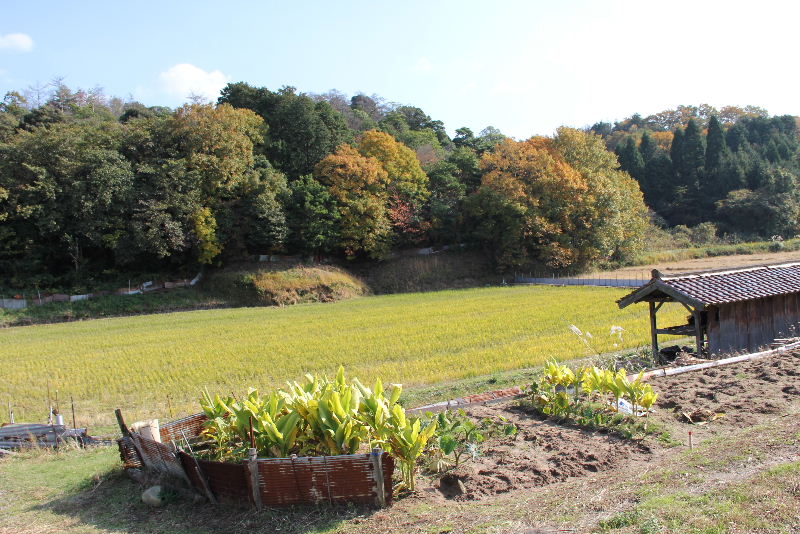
115;409;393;509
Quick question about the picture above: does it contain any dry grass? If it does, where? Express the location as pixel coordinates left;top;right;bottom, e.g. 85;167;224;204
591;247;800;280
0;285;685;427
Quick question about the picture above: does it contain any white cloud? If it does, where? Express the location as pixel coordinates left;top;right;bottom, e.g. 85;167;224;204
158;63;229;103
0;33;34;52
410;57;433;73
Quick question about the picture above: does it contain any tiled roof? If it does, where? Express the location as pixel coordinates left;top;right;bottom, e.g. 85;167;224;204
661;262;800;305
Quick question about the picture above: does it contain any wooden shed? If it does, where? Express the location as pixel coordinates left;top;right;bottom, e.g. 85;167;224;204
617;263;800;356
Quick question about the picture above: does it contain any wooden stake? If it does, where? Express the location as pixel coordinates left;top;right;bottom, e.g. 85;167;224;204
249;416;256;449
70;396;76;430
371;448;386;508
114;408;130;436
247;448;262;510
167;395;173;419
688;431;694;450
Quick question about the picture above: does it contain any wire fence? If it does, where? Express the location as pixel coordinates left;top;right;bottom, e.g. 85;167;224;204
513;270;652;288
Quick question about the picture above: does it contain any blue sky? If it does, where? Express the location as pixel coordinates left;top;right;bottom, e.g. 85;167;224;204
1;0;798;138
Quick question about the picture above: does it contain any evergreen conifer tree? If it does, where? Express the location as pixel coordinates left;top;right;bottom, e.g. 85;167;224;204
705;116;727;171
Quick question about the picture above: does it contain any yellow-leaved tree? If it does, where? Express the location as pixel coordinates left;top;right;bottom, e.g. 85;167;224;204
472;130;648;270
314;144;392;259
167;103;265;198
357;130;430;244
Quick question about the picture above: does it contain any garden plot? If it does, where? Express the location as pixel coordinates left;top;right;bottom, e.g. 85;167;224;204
411;350;800;506
421;404;653;501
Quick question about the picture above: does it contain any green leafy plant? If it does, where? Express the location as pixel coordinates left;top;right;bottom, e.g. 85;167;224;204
424;410;518;473
526;361;659;439
199;366;436;492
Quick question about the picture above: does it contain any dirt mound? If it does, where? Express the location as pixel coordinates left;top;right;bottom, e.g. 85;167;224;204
653;351;800;426
423;406;651;501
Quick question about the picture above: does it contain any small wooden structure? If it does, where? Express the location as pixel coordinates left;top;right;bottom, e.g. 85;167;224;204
617;263;800;356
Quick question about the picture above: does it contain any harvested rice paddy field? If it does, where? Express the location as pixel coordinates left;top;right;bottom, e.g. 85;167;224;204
0;285;685;426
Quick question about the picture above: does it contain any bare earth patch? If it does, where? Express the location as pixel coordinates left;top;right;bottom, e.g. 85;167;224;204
347;351;800;533
595;249;800;279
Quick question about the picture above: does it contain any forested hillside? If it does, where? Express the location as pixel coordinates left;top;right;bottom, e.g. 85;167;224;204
597;106;800;237
0;83;795;290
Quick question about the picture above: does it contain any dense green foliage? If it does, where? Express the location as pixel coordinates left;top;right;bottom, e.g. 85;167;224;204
0;82;653;289
2;85;794;289
595;105;800;238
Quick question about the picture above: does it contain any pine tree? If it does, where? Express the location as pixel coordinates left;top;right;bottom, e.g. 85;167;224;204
670;127;685;184
616;137;644;180
639;131;656;163
705;116;727;171
682;119;705;192
642;151;673;210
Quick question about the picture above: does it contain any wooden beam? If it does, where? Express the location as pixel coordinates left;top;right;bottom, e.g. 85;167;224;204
692;309;703;355
649;301;659;360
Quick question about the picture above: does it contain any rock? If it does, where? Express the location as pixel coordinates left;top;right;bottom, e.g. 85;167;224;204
142;485;164;507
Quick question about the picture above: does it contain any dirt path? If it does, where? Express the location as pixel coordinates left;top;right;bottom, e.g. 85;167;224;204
594;249;800;278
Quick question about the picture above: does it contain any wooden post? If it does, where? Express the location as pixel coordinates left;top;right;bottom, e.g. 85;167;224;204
189;453;217;504
371;448;386;508
114;408;130;436
649;301;659;361
247;448;262;510
692;309;703;355
248;417;256;449
70;396;76;430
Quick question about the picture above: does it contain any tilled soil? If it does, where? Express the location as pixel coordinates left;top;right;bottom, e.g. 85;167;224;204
418;350;800;502
423;408;652;501
653;351;800;428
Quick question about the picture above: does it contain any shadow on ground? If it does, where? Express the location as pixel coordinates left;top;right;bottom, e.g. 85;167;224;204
36;466;376;534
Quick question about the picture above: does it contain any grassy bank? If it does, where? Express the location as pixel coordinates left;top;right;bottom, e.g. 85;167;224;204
0;285;685;426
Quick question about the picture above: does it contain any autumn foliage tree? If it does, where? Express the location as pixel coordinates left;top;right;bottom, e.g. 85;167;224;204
314;144;391;259
357;130;430;245
469;129;648;270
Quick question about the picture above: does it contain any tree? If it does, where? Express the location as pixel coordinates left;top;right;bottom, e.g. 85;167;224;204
0;120;134;281
642;151;674;210
285;175;340;258
552;127;648;265
478;137;588;269
425;160;466;245
314;144;391;259
166;103;265;199
219;83;353;177
705;116;727;171
357;130;430;245
615;137;644;180
639;131;657;163
681;119;705;192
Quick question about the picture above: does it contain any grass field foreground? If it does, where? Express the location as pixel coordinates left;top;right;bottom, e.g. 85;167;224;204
0;286;685;426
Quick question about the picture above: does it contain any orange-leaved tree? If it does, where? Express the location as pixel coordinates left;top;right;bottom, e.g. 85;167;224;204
358;130;430;245
314;144;391;259
473;130;647;271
